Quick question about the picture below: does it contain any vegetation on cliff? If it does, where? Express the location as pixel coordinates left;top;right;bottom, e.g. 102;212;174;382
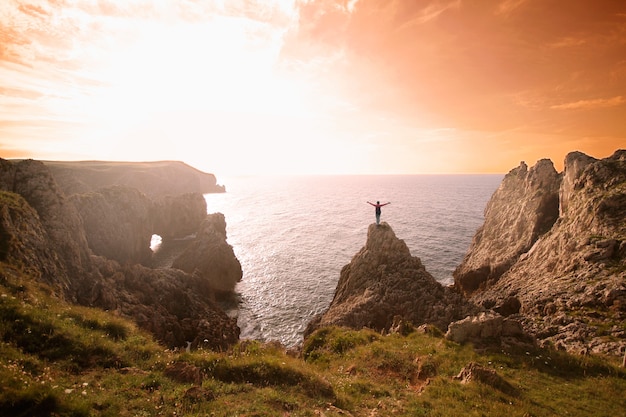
2;264;625;416
41;160;225;197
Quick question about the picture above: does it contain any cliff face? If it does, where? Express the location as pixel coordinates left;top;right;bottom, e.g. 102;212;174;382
0;191;68;291
453;159;561;296
307;223;479;336
172;213;242;297
454;150;626;355
70;188;208;265
41;160;225;197
0;159;93;295
0;158;240;349
70;186;155;265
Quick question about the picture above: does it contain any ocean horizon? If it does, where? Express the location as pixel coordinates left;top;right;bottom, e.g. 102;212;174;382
203;174;503;347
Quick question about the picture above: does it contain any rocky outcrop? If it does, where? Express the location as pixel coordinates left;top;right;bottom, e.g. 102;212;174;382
453;159;561;297
70;188;208;265
88;256;239;350
71;186;155;265
0;158;240;350
445;311;534;350
42;160;225;197
172;213;242;298
306;223;480;336
0;191;68;292
0;159;93;296
454;150;626;356
153;193;208;240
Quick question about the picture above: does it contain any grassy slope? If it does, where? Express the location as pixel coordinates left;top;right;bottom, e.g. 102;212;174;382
1;263;625;417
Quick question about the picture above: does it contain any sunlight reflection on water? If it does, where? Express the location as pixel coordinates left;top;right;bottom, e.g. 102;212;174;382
204;174;502;347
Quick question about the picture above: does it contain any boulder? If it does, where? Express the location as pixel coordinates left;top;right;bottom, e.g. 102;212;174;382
305;222;480;337
445;311;533;349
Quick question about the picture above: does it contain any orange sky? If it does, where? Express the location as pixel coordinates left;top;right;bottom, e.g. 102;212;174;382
1;0;625;176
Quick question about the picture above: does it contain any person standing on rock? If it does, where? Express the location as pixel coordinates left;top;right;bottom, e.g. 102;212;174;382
367;201;390;225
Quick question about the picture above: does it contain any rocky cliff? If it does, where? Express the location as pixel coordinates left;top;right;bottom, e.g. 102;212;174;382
41;160;225;197
70;187;208;265
453;158;561;296
306;222;480;336
454;150;626;356
0;158;240;350
172;213;243;298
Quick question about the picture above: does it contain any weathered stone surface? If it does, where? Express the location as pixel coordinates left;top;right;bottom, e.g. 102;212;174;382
153;193;208;240
559;151;597;217
306;222;480;336
454;159;561;296
70;188;208;265
0;191;67;291
43;160;225;197
456;150;626;356
172;213;242;298
88;256;239;349
0;159;92;297
445;311;533;349
71;186;154;265
0;158;240;350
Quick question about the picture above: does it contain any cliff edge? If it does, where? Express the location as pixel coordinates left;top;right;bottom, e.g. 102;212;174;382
454;150;626;355
41;160;225;197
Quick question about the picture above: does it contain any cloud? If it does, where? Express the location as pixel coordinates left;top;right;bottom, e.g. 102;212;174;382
399;0;461;28
551;96;625;110
495;0;527;16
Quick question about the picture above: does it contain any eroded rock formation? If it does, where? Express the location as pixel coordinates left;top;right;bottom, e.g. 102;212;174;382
71;186;155;265
306;222;480;336
0;159;93;296
70;188;208;265
454;150;626;355
0;158;240;350
453;159;561;297
172;213;242;298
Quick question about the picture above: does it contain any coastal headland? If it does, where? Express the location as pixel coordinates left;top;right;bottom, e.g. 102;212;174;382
0;151;624;415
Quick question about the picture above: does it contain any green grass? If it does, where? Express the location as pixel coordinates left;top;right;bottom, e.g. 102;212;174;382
1;262;625;416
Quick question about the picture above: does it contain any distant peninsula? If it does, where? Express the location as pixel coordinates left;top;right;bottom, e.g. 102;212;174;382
38;160;225;197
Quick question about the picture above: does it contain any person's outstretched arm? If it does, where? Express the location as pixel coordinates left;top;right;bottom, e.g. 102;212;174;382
381;202;391;206
367;201;375;206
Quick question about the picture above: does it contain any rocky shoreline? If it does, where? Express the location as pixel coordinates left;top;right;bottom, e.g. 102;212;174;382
308;149;625;356
1;151;624;357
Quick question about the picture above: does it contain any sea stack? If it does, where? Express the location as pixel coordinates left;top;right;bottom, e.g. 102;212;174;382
305;222;479;336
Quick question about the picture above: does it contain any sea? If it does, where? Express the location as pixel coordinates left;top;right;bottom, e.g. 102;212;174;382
202;174;503;347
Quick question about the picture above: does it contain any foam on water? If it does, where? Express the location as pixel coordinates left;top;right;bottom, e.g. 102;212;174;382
204;174;502;347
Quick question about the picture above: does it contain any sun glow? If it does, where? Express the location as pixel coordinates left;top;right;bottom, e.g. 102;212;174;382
1;1;625;175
